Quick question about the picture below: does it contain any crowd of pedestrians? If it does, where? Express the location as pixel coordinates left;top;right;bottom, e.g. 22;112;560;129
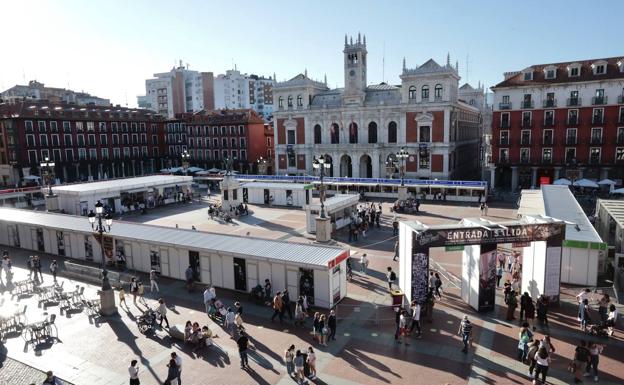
347;203;382;242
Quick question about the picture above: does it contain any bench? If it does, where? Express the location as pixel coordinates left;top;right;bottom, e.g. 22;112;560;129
63;261;131;289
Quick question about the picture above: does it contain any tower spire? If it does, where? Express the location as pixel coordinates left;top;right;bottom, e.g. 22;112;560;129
456;60;459;72
350;36;353;45
403;57;406;71
304;68;308;78
344;34;347;46
363;34;366;45
447;52;451;67
358;32;361;43
324;73;327;85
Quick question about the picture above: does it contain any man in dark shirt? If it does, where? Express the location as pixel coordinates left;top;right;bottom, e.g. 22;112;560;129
328;310;337;340
237;332;250;369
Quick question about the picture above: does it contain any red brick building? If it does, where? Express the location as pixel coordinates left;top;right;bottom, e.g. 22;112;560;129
0;100;167;186
165;109;271;173
491;57;624;189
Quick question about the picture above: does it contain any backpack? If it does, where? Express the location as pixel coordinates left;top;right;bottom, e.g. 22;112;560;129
390;271;397;281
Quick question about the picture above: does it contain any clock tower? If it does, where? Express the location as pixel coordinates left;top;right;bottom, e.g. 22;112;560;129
343;33;367;105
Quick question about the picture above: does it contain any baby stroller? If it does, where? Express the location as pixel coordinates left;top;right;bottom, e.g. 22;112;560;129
586;323;609;338
137;307;157;335
207;299;227;324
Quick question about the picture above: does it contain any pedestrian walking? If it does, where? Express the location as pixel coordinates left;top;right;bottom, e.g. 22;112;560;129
479;203;485;216
392;241;399;261
284;345;295;377
203;286;216;315
392;219;399;236
409;301;422;337
42;371;64;385
506;290;518;321
425;289;435;323
573;341;591;383
585;342;603;382
128;359;140;385
312;312;320;343
606;304;618;336
533;347;551;384
49;260;58;282
165;358;179;385
27;255;34;279
130;277;139;305
271;292;284;324
137;282;146;305
157;298;170;328
318;314;328;346
306;347;317;380
483;203;488;216
387;267;396;291
429;272;436;292
237;331;250;369
1;253;11;284
149;269;159;293
597;294;610;326
458;315;473;353
526;340;540;378
360;253;369;275
525;295;536;329
118;287;128;309
496;265;504;287
235;301;243;316
520;292;531;322
33;255;43;282
294;298;305;327
294;350;305;384
517;323;533;362
282;290;293;320
579;298;591;331
264;279;272;304
536;295;549;328
184;266;194;293
434;272;442;298
396;310;409;344
225;307;236;337
171;352;182;385
328;309;337;341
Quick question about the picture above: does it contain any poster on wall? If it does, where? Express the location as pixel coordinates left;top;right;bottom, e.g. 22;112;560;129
544;247;561;300
478;244;497;311
411;252;429;305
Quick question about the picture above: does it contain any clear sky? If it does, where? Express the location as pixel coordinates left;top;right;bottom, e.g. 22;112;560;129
2;0;622;107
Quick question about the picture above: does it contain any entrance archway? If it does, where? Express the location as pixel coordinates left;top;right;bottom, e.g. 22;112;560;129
323;154;334;177
340;154;352;177
359;154;372;178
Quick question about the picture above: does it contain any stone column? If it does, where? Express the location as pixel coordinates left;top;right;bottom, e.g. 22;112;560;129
553;167;561;180
352;153;360;178
140;161;145;176
372;150;380;178
74;163;80;181
531;167;538;188
489;166;496;187
600;167;610;180
333;154;340;178
511;166;519;191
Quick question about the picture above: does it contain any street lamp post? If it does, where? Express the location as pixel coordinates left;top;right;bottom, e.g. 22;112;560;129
181;150;190;176
257;157;268;175
40;157;55;196
312;155;331;219
396;147;409;187
87;200;113;290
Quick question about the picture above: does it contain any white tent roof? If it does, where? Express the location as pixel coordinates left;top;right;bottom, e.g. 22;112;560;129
573;178;599;188
539;185;603;243
517;189;545;216
553;178;571;186
51;175;193;196
0;208;346;269
597;179;617;185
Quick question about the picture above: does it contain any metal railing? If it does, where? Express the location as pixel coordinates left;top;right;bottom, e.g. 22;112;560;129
521;101;534;109
543;99;557;108
567;98;581;106
499;102;512;110
592;96;607;105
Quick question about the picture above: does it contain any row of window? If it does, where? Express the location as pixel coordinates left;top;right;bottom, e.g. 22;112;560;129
168;146;247;161
408;84;443;101
500;89;624;109
499;127;624;146
188;137;247;149
523;61;624;81
498;147;624;165
303;121;399;145
27;147;159;164
183;125;246;136
500;107;624;127
25;133;157;147
24;120;153;133
278;95;305;108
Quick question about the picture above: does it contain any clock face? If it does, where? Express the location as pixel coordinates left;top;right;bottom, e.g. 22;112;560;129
349;70;355;77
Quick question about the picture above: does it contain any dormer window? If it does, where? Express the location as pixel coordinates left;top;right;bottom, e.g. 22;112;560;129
592;61;607;75
569;67;580;77
618;60;624;73
544;66;557;79
523;72;533;81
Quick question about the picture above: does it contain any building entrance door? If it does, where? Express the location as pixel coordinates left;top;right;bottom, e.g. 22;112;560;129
233;257;247;291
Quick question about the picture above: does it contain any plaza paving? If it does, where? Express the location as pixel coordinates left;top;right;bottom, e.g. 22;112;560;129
0;199;623;384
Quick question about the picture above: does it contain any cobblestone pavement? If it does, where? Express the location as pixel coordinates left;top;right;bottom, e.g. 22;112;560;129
0;200;623;384
0;354;73;385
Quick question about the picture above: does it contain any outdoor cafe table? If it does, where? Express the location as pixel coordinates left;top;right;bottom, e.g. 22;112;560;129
0;303;26;333
11;279;35;296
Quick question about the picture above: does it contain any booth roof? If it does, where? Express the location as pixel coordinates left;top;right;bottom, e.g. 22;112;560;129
310;194;360;211
0;208;345;268
539;185;603;244
597;199;624;228
240;182;309;190
51;175;193;195
517;189;546;216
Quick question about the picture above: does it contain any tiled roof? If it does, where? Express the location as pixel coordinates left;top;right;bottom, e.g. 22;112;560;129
493;56;624;88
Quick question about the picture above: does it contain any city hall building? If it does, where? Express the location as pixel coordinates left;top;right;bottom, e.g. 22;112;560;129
272;34;482;180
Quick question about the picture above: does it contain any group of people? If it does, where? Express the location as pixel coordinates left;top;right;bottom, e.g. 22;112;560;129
392;198;421;214
576;288;618;336
283;345;319;384
394;300;428;343
183;320;215;353
347;203;382;242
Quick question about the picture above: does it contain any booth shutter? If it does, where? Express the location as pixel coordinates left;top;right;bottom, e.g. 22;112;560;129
286;268;298;299
247;261;258;291
160;248;170;276
124;244;133;270
200;255;211;285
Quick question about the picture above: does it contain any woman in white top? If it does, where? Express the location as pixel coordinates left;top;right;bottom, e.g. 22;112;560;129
306;346;317;380
157;298;169;328
533;347;551;385
606;304;618;336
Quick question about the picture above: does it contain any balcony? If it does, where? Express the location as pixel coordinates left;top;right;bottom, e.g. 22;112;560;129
520;138;532;146
566;137;577;145
589;157;601;165
592;116;604;125
521;120;532;128
590;136;603;145
567;98;581;106
567;116;579;125
499;102;512;110
592;96;607;105
542;137;555;146
543;118;555;126
499;121;511;129
499;156;509;164
543;99;557;108
619;115;624;124
521;101;534;109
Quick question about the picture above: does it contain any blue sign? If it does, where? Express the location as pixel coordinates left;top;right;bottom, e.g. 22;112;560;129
235;174;487;188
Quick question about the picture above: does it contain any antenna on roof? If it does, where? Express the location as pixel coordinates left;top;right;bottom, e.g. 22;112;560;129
382;41;386;83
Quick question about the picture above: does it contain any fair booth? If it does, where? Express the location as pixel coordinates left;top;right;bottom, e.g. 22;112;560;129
518;185;606;287
240;182;313;208
0;208;348;309
306;194;360;234
50;175;193;215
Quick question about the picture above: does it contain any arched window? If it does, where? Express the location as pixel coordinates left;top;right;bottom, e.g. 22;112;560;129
421;85;430;100
408;86;417;99
314;124;322;144
278;96;283;108
297;95;303;107
434;84;442;100
330;123;339;144
349;122;358;144
287;95;293;107
388;121;397;143
368;122;377;143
